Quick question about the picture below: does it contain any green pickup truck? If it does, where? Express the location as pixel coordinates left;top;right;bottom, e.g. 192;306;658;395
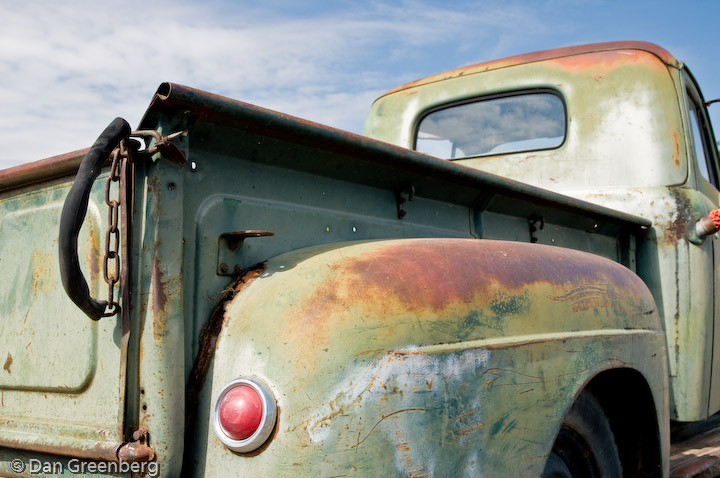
1;41;719;477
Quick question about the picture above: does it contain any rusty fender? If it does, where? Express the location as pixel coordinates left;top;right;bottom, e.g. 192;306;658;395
199;239;668;476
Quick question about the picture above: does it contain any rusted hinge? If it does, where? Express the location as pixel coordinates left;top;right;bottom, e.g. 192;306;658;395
117;427;155;463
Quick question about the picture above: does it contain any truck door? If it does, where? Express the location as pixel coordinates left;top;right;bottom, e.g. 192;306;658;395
684;73;720;415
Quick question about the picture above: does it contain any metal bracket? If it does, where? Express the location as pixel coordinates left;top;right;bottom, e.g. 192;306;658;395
396;183;415;219
132;129;189;166
218;230;274;275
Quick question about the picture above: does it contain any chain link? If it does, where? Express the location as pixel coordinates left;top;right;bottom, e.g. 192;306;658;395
99;131;181;318
102;142;129;317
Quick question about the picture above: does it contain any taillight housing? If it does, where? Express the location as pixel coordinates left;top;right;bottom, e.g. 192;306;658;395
213;377;277;453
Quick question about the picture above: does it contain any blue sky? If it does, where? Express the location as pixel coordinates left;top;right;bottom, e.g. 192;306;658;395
0;0;718;169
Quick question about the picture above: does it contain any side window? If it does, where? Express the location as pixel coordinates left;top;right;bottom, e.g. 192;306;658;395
687;88;719;189
415;91;566;160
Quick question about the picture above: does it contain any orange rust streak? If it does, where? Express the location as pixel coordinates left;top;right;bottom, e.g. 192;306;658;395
309;240;639;313
86;218;101;285
288;240;648;362
151;254;168;341
456;422;485;438
544;51;670;78
3;353;12;374
382;41;677;97
0;148;89;191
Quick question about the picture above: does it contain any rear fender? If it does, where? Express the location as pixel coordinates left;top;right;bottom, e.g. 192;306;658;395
199;239;667;476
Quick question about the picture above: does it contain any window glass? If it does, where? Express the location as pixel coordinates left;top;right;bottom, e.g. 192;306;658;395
415;92;565;159
687;92;716;187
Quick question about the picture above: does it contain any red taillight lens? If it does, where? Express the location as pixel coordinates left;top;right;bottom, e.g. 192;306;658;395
213;377;277;453
218;385;263;440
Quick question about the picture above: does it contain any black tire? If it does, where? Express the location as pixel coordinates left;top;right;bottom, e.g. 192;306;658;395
543;390;622;478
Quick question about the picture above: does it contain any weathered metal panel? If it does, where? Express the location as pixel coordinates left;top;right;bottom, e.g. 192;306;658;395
364;48;686;192
363;42;710;424
194;239;667;476
130;156;186;477
378;41;679;99
0;149;88;192
571;186;715;421
0;173;127;469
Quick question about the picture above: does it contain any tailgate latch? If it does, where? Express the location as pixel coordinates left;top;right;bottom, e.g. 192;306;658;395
117;427;156;464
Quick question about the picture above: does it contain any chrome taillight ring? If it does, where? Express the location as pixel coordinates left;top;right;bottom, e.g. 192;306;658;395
212;377;277;453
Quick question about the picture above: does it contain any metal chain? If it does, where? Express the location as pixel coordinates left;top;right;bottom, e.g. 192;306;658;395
102;142;128;317
99;130;182;318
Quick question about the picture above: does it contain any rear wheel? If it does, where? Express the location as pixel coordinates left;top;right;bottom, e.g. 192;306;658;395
543;390;622;478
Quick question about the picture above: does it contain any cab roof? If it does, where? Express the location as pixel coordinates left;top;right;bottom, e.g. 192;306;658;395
381;41;679;99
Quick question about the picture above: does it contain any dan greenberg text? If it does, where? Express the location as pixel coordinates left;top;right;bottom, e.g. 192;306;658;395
19;458;158;476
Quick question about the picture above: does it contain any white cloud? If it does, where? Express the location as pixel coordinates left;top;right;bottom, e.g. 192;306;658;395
3;0;717;167
0;0;552;168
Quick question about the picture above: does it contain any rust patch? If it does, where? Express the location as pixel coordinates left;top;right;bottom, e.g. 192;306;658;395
285;240;652;369
456;422;485;438
350;408;426;450
664;189;693;246
298;239;643;318
151;254;168;340
672;130;681;168
11;439;119;463
30;250;55;296
396;441;411;452
3;353;12;374
117;428;155;463
549;285;615;312
183;264;266;470
544;50;667;76
381;41;676;98
671;456;720;478
86;215;101;285
0;148;89;192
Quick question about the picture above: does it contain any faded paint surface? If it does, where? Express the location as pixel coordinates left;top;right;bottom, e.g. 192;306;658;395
0;173;127;470
569;186;715;421
0;200;98;390
132;158;186;477
198;239;666;476
364;47;687;191
303;347;490;475
364;41;713;425
379;41;678;99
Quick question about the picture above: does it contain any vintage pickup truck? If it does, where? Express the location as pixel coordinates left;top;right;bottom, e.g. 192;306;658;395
1;41;719;477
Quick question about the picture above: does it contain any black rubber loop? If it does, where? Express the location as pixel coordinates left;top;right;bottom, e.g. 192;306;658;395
59;117;130;320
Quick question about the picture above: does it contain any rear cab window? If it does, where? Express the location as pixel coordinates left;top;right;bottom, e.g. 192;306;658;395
415;90;566;159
